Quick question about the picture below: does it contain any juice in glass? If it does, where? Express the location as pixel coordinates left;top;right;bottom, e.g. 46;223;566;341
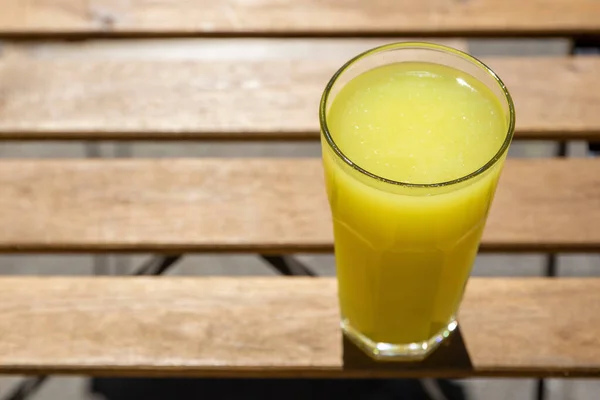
320;43;515;360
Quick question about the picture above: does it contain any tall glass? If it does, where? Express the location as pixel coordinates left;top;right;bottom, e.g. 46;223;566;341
319;43;515;360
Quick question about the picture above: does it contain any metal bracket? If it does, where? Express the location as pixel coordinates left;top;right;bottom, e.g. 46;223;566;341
259;255;316;276
2;377;47;400
133;255;183;276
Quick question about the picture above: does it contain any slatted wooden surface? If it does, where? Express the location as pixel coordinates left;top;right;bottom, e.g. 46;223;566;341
0;158;598;253
1;41;599;140
1;0;600;383
0;277;598;377
0;0;599;37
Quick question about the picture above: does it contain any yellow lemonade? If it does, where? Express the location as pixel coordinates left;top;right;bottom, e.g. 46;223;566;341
322;60;511;355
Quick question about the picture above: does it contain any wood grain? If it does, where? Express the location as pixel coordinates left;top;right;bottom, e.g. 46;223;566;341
0;277;597;377
0;41;598;140
0;0;599;37
0;158;598;253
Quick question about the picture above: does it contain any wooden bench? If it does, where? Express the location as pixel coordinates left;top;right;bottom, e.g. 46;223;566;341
0;0;599;386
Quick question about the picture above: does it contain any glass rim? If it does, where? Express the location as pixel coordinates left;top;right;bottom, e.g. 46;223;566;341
319;41;516;189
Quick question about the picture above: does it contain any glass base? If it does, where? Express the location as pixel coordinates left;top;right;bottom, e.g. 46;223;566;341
341;317;458;361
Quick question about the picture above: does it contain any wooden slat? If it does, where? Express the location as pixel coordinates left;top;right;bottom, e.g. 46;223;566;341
0;277;598;377
0;158;598;253
0;41;598;140
0;38;468;141
0;0;599;37
0;40;600;140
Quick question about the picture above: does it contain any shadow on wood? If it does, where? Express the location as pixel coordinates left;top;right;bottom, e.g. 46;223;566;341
342;326;473;377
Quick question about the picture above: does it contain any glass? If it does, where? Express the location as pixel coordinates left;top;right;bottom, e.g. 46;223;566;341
319;42;515;360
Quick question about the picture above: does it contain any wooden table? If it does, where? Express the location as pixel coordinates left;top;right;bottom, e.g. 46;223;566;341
0;0;599;384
